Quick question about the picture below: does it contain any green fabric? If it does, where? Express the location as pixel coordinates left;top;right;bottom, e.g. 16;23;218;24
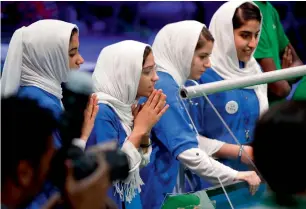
254;1;289;70
161;190;216;209
268;98;287;107
161;193;201;209
292;76;306;100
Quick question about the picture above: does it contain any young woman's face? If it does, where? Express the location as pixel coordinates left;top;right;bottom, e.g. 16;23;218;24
234;20;260;62
68;32;84;69
137;52;159;98
189;40;214;80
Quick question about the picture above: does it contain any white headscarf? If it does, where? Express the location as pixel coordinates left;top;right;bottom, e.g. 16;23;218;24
152;20;205;86
92;40;150;134
92;40;150;203
209;1;268;114
1;19;78;99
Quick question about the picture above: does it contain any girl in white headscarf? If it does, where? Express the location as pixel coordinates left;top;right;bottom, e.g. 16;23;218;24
140;20;261;209
186;1;269;190
1;19;99;209
87;40;168;209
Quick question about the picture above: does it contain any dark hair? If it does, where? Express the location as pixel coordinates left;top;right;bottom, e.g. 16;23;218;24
253;100;306;206
143;46;152;66
195;27;214;51
1;96;58;187
232;2;261;29
70;28;78;41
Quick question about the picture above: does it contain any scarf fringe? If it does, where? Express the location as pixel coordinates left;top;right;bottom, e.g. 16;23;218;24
113;167;144;203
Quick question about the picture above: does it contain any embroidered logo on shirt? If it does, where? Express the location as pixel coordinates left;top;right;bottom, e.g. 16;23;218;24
273;24;276;29
225;100;239;114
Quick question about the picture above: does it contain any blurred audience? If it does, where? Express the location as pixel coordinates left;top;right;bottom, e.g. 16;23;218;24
1;96;113;209
252;100;306;209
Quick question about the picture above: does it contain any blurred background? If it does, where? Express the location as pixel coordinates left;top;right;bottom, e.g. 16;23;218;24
1;1;306;71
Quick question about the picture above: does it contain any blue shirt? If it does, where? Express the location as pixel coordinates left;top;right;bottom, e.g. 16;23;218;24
184;67;260;190
86;103;142;209
17;86;62;209
140;72;198;209
18;86;62;148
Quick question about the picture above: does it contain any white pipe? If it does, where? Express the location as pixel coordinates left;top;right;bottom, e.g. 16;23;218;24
180;65;306;99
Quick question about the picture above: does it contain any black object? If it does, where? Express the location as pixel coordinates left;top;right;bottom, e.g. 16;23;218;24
140;142;152;148
48;71;129;192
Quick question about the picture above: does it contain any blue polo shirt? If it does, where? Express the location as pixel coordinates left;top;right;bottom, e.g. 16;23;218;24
86;103;143;209
185;65;260;190
140;71;199;209
17;86;63;209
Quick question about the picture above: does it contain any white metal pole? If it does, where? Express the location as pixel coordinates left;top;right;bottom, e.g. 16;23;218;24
180;65;306;99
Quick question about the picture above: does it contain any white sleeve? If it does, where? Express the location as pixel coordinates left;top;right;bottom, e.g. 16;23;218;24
72;138;86;151
139;145;152;168
178;148;238;185
121;140;142;171
197;135;225;156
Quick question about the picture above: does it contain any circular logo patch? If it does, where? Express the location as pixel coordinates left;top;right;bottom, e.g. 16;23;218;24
225;100;239;114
